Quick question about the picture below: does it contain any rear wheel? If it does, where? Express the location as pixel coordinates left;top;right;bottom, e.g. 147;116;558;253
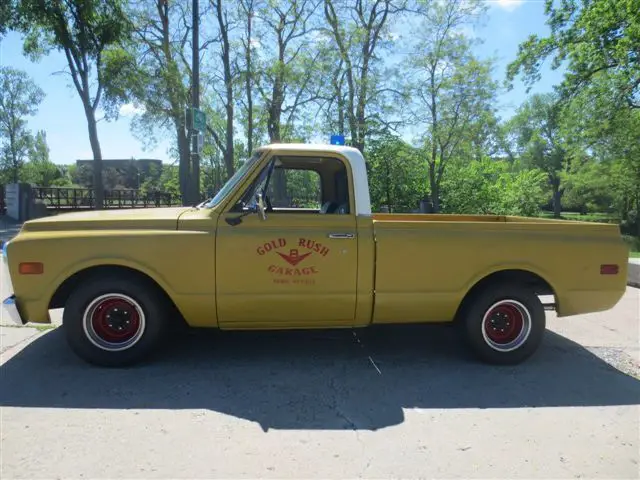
63;275;170;367
461;284;546;365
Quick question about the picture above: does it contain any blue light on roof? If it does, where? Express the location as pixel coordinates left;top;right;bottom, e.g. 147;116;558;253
330;134;345;145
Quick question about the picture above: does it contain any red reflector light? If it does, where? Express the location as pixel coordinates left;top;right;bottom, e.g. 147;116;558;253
19;262;44;275
600;264;619;275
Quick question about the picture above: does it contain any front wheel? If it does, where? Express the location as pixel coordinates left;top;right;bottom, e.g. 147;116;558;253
461;284;546;365
63;275;170;367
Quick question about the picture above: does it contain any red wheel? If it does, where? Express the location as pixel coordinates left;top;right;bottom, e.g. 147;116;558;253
83;293;146;352
64;275;171;367
481;300;531;352
461;285;545;365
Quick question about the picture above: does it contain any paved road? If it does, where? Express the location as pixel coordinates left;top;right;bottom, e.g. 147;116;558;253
1;260;639;479
0;217;22;246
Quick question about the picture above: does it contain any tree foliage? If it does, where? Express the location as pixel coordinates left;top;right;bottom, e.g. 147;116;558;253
323;0;407;153
0;0;15;37
367;135;427;212
440;158;547;217
14;0;132;209
506;92;569;217
507;0;640;110
407;0;497;212
1;0;637;248
21;130;63;187
0;66;44;183
101;0;195;203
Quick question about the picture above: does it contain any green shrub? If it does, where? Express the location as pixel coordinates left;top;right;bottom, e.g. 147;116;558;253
563;214;620;223
540;212;621;223
622;235;640;253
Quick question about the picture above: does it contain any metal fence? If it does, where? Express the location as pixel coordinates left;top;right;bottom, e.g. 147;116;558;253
32;187;182;210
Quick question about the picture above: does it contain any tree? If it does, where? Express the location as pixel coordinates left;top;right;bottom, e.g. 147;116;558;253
561;157;613;213
506;0;640;110
15;0;132;209
0;0;15;37
238;0;257;154
158;164;180;198
323;0;406;153
407;0;496;213
103;1;211;205
22;130;62;186
440;157;547;217
505;0;640;228
206;0;237;179
507;93;569;218
582;105;640;235
0;66;44;183
367;134;426;212
256;0;322;142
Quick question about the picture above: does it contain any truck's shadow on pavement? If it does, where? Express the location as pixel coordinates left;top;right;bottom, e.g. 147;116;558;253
1;324;639;431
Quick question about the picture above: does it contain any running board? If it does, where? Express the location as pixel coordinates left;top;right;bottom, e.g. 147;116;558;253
543;303;556;311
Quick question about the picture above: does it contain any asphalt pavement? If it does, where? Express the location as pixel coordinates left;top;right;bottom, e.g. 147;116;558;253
1;249;639;478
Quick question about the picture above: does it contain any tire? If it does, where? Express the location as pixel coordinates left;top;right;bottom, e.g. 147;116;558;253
63;275;170;367
461;284;546;365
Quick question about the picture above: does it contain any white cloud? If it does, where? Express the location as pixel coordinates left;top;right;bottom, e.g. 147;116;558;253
119;103;146;117
491;0;524;11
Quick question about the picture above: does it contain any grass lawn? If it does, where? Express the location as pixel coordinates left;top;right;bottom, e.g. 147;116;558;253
630;252;640;258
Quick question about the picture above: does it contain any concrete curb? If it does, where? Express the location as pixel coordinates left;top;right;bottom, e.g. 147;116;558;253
628;260;640;289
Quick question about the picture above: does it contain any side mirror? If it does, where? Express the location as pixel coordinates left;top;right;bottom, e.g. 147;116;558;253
255;192;267;221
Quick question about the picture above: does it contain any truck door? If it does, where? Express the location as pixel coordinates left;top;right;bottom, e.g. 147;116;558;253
215;154;358;329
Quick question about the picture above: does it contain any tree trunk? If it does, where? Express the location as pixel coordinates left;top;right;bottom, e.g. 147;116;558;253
216;0;235;180
267;101;286;206
337;93;345;135
268;64;283;144
9;129;18;183
85;107;104;210
552;189;562;218
177;123;190;205
385;157;392;213
224;107;234;179
429;162;440;213
268;45;286;206
551;176;562;218
223;56;234;180
244;1;253;155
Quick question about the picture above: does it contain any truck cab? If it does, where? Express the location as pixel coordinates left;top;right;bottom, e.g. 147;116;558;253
203;144;375;330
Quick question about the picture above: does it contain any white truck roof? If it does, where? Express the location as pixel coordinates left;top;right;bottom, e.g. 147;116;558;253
260;143;372;216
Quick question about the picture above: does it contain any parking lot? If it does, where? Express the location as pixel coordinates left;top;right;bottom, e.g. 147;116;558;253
1;257;639;478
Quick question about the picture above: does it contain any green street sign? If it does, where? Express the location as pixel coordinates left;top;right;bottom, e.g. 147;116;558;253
192;108;206;132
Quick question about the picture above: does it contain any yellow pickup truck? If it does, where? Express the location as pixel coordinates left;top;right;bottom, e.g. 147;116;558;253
2;143;629;367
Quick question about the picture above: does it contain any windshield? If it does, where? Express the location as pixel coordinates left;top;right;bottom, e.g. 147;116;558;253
201;151;263;208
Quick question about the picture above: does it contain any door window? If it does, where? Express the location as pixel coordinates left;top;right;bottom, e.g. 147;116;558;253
267;169;322;210
235;156;352;215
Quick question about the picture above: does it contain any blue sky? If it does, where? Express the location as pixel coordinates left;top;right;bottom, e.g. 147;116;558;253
0;0;562;166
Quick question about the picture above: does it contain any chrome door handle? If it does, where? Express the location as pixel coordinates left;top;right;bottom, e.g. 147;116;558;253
328;233;355;239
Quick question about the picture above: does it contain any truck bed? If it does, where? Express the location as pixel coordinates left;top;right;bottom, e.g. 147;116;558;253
372;213;613;225
369;213;628;325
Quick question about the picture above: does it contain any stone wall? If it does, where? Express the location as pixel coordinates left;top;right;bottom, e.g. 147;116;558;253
4;184;20;220
2;184;47;222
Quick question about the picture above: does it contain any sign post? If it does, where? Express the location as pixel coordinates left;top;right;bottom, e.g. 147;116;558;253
192;108;206;132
